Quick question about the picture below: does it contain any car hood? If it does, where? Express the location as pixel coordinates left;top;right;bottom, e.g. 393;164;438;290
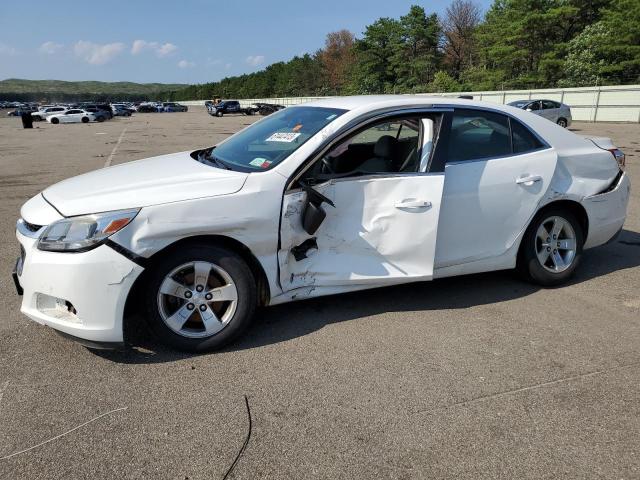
43;151;248;216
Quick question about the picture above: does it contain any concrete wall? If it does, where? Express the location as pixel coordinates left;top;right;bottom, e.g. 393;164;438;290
182;84;640;122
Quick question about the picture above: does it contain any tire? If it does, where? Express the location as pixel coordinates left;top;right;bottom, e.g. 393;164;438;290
81;117;89;123
216;111;223;117
557;118;567;128
32;115;42;121
97;116;105;122
50;117;59;124
517;207;584;286
143;244;257;352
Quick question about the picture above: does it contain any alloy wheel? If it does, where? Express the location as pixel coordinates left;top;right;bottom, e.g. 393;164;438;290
535;216;577;273
157;261;238;338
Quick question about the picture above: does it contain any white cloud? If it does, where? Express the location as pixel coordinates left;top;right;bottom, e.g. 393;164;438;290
38;41;63;55
74;41;125;65
245;55;265;67
178;59;195;68
0;43;18;56
157;43;178;57
131;40;177;57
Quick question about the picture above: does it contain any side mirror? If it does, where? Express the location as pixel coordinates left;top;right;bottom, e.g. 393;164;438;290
302;201;326;235
525;108;532;112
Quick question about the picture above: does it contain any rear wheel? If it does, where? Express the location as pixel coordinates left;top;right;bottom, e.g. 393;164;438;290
50;117;59;124
97;116;105;122
518;208;583;286
32;115;42;121
144;244;257;352
557;118;567;128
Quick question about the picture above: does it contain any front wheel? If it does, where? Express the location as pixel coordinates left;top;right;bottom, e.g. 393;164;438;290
50;117;59;124
216;111;223;117
518;208;584;286
81;116;89;123
144;244;257;352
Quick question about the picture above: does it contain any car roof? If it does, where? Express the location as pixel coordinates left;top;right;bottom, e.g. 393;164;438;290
301;94;538;115
300;94;580;150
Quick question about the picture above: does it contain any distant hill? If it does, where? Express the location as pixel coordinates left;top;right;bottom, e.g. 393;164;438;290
0;78;189;102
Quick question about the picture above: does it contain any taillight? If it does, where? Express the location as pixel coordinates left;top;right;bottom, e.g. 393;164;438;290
608;148;625;169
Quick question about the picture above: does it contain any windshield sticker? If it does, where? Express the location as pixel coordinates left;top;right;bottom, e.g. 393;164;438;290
266;132;301;143
249;157;272;168
292;124;303;132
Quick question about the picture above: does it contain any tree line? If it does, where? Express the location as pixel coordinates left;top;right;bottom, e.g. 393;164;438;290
163;0;639;100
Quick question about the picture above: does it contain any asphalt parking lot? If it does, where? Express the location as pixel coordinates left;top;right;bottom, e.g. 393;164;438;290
0;108;638;479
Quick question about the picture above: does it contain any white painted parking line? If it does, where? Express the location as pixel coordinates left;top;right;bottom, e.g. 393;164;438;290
104;127;127;168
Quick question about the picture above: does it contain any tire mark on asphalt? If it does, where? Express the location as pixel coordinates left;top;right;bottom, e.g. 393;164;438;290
104;127;127;168
414;361;640;415
0;381;8;412
0;406;128;461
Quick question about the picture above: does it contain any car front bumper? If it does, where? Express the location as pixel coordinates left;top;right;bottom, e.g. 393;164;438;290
15;230;144;344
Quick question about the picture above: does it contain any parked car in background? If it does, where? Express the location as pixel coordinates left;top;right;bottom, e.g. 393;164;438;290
254;102;286;116
207;100;256;117
7;106;37;116
31;106;67;121
208;100;241;116
163;102;188;112
81;106;109;122
13;96;629;352
508;99;572;127
47;109;97;124
136;103;158;113
112;105;133;116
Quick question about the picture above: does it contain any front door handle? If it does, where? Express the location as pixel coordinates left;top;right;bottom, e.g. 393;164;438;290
516;175;542;186
395;199;432;209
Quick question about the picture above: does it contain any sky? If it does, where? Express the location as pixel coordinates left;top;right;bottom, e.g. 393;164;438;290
0;0;491;85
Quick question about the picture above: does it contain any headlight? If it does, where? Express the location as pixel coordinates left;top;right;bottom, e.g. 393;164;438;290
37;208;139;252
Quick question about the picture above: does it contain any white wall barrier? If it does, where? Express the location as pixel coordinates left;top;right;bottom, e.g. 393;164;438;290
183;85;640;122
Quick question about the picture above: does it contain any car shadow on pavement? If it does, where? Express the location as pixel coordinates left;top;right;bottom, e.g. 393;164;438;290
94;229;640;364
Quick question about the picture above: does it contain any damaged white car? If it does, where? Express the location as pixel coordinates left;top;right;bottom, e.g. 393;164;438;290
14;96;630;352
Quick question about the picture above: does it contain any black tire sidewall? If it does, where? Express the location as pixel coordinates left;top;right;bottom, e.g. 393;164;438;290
144;244;257;352
51;118;59;124
519;208;584;286
82;117;89;123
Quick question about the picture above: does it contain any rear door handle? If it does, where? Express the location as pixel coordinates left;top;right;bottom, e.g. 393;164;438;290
516;175;542;185
395;199;432;209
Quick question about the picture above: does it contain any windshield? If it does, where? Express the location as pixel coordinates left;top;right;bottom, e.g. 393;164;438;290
209;106;346;171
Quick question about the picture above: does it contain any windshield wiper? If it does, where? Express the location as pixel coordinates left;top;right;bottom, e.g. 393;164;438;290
205;150;232;170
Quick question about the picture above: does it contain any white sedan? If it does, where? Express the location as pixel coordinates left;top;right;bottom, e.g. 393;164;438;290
14;96;630;352
47;109;97;124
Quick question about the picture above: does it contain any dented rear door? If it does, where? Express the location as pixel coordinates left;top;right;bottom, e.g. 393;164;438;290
278;173;445;292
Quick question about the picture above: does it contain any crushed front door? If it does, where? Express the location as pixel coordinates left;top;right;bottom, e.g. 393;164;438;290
278;174;445;292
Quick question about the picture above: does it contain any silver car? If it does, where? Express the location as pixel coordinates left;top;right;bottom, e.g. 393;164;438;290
508;99;572;127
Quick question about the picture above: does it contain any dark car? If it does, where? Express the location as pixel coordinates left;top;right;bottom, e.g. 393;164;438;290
81;106;109;122
208;100;242;117
162;102;188;112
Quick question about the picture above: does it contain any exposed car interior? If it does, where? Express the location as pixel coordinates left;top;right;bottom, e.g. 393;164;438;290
303;117;427;182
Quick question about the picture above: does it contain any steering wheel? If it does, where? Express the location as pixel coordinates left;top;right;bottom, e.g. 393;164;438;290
321;157;336;174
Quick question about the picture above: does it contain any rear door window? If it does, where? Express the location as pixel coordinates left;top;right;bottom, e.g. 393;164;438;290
511;118;544;153
447;109;511;162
